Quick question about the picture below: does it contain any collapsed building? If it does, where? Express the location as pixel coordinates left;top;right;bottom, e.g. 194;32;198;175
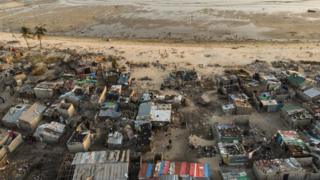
281;104;313;128
275;130;311;158
222;93;253;115
217;75;240;95
67;130;93;152
33;121;66;143
218;142;248;165
4;44;320;179
18;103;46;133
253;157;320;180
161;70;199;90
213;123;242;143
136;102;172;127
34;81;63;99
299;87;320;102
220;170;249;180
254;92;280;112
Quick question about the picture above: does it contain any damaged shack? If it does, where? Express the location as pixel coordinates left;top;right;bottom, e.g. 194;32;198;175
67;131;92;152
2;104;29;128
281;104;313;128
218;142;248;165
213;123;242;143
33;121;66;143
275;130;311;158
18;103;46;132
253;157;320;180
136;103;172;127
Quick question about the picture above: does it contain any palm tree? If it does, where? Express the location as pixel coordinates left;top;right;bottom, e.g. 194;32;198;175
34;25;47;49
20;26;32;49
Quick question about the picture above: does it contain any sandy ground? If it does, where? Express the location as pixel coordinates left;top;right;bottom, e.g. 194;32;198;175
1;0;320;41
2;32;320;65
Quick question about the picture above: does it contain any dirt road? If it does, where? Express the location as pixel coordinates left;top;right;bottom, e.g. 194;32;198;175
1;0;320;41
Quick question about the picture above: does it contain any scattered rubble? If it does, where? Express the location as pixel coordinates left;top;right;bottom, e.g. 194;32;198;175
1;44;320;179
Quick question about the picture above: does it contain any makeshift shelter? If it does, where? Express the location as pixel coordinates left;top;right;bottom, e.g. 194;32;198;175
281;104;313;128
33;121;66;143
253;157;320;180
213;123;242;143
107;131;123;148
67;131;92;152
275;130;310;157
18;103;46;132
300;87;320;102
2;104;29;128
34;81;62;99
218;142;248;165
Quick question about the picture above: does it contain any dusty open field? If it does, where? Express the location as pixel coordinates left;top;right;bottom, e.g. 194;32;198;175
1;0;320;41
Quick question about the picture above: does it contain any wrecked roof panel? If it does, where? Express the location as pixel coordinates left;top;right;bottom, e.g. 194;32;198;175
19;103;46;123
150;104;172;122
136;102;152;120
71;150;130;180
303;87;320;98
72;150;130;165
2;104;28;126
72;162;129;180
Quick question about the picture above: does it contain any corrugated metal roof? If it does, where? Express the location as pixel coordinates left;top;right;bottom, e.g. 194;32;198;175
159;175;179;180
72;162;129;180
304;87;320;98
288;74;305;87
72;150;130;165
136;103;152;120
72;150;130;180
153;161;209;178
281;104;303;113
139;163;154;178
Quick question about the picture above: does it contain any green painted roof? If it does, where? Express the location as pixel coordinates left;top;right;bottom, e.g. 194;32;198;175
281;104;302;112
288;74;305;87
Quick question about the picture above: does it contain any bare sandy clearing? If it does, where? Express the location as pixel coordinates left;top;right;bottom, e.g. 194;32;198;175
1;32;320;67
